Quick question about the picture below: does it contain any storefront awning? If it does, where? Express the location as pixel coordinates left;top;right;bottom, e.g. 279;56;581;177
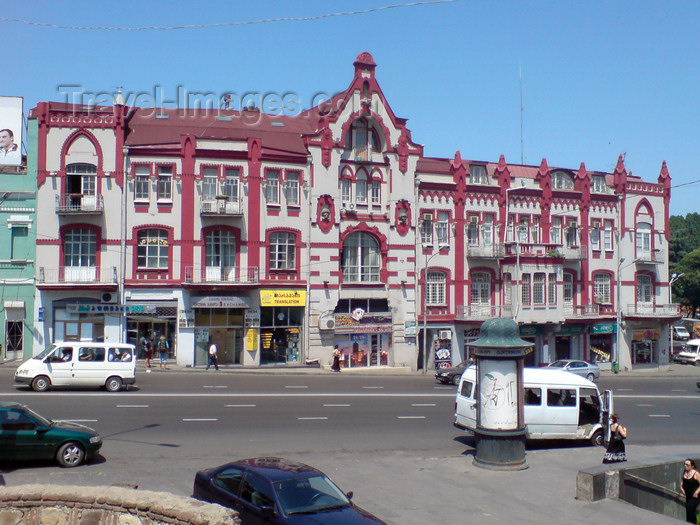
192;296;250;309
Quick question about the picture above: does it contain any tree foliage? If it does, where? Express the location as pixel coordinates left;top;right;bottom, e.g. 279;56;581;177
670;214;700;317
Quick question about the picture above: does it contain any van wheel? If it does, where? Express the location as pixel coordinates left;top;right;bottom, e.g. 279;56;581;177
31;376;50;392
57;442;85;467
590;429;604;447
105;376;123;392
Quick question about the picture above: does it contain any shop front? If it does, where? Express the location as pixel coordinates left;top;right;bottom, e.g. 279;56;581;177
191;296;249;366
554;324;585;360
589;322;615;365
125;302;178;360
333;311;391;368
631;328;660;365
259;290;305;365
519;325;543;367
59;301;107;342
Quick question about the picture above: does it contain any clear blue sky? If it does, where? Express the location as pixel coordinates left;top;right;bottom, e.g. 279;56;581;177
4;0;699;216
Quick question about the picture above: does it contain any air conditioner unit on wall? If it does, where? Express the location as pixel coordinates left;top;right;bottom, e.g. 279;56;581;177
439;330;452;340
101;292;118;304
318;314;336;331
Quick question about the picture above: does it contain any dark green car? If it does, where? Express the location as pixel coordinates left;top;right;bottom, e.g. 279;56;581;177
0;402;102;467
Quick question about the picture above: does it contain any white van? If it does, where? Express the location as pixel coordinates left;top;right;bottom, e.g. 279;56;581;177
674;338;700;365
14;342;136;392
454;366;610;446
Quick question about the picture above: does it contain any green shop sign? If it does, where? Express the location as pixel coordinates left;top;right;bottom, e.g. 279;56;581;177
590;323;616;334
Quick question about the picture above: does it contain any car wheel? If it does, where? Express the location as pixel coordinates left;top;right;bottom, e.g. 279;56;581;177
105;376;123;392
452;375;461;386
586;373;595;381
694;361;700;367
590;429;604;447
57;442;85;467
31;375;50;392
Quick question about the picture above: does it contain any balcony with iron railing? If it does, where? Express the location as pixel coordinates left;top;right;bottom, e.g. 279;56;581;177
38;266;117;285
185;265;259;285
623;302;680;318
466;243;505;258
55;194;104;214
563;303;601;318
635;249;665;265
200;196;243;216
456;304;513;320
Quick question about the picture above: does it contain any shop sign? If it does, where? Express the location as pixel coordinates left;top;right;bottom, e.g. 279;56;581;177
519;325;544;336
178;309;194;328
245;308;260;327
246;328;258;351
334;314;392;334
404;321;417;337
591;323;616;334
259;290;306;307
555;324;584;336
193;296;250;308
66;304;156;314
632;329;660;341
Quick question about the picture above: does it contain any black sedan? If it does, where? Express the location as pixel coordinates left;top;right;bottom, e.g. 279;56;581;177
193;457;386;524
435;360;471;385
0;402;102;467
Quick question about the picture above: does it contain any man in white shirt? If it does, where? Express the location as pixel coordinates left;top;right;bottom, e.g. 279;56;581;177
0;129;20;165
206;339;219;371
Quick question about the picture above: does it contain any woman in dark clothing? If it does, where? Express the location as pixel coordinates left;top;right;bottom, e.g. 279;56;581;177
602;413;627;464
681;458;700;523
331;345;341;372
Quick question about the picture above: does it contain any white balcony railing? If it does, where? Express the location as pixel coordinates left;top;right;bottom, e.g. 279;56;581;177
200;197;243;216
185;265;259;284
456;304;513;320
563;303;600;318
623;303;680;317
466;243;505;258
38;266;117;284
55;194;104;213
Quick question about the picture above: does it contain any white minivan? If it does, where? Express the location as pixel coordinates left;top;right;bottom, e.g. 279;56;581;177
454;366;610;446
15;342;136;392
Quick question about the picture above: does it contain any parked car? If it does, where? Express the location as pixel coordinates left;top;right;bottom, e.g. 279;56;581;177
545;360;600;381
435;360;471;385
673;325;691;341
674;339;700;366
193;457;386;524
0;402;102;467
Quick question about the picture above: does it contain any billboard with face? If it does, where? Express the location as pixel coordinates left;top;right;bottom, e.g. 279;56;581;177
0;96;23;166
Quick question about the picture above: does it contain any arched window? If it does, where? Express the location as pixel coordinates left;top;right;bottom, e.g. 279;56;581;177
137;229;168;269
269;231;296;271
342;232;379;283
551;170;574;190
346;118;380;158
426;271;446;306
470;272;491;305
205;230;236;281
593;273;611;304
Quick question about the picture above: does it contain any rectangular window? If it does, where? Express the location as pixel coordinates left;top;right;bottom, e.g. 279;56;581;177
421;213;433;245
223;169;240;199
604;221;613;251
202;168;218;200
270;232;296;271
341;179;352;203
467;216;479;245
483;215;494;245
531;217;540;243
437;211;450;245
592;175;607;193
64;229;96;267
285;172;299;206
521;274;531;306
566;221;578;247
533;273;546;305
563;273;573;304
134;165;150;201
524;387;541;406
594;274;611;304
470;165;487;184
371;180;381;204
355;177;367;203
137;229;169;269
11;226;28;260
548;273;557;305
506;215;515;243
551;217;562;245
503;273;512;305
591;220;601;251
6;320;23;352
547;388;576;407
157;166;173;201
426;271;446;306
265;170;280;204
518;217;529;243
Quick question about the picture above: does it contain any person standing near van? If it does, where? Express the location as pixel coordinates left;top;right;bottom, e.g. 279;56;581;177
206;339;219;371
602;413;627;464
145;338;154;369
157;335;169;369
681;459;700;523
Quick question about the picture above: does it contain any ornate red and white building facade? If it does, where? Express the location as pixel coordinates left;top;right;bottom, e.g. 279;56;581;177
28;52;678;371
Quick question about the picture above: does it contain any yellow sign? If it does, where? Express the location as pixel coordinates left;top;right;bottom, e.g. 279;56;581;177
246;328;258;351
632;329;661;341
260;289;306;307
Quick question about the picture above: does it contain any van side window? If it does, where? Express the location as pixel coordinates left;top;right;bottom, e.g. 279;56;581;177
547;388;576;407
79;347;105;362
108;348;133;362
460;380;474;398
578;388;600;425
524;387;541;405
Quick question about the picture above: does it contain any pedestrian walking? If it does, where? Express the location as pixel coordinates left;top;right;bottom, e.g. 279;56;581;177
602;413;627;464
331;345;341;372
206;339;219;371
681;458;700;523
157;335;169;369
146;338;154;369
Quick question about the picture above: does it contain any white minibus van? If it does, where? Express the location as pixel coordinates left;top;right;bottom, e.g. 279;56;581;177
454;366;610;446
15;342;136;392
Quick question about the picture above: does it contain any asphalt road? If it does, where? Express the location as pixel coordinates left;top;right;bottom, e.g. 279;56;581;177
0;364;699;524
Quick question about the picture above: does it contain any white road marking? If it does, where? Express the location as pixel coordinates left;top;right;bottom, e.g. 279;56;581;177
616;388;634;391
648;414;671;418
203;385;228;389
362;386;384;389
183;418;218;422
637;404;654;407
298;417;328;420
398;416;425;419
116;405;149;408
225;404;256;407
411;403;436;407
323;403;351;407
285;385;309;389
671;389;686;392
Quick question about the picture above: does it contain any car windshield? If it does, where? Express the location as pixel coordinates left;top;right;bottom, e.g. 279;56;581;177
275;475;350;515
548;360;568;367
34;344;58;360
21;406;52;427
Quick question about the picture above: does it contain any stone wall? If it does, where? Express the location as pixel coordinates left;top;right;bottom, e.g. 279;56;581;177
0;484;240;525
